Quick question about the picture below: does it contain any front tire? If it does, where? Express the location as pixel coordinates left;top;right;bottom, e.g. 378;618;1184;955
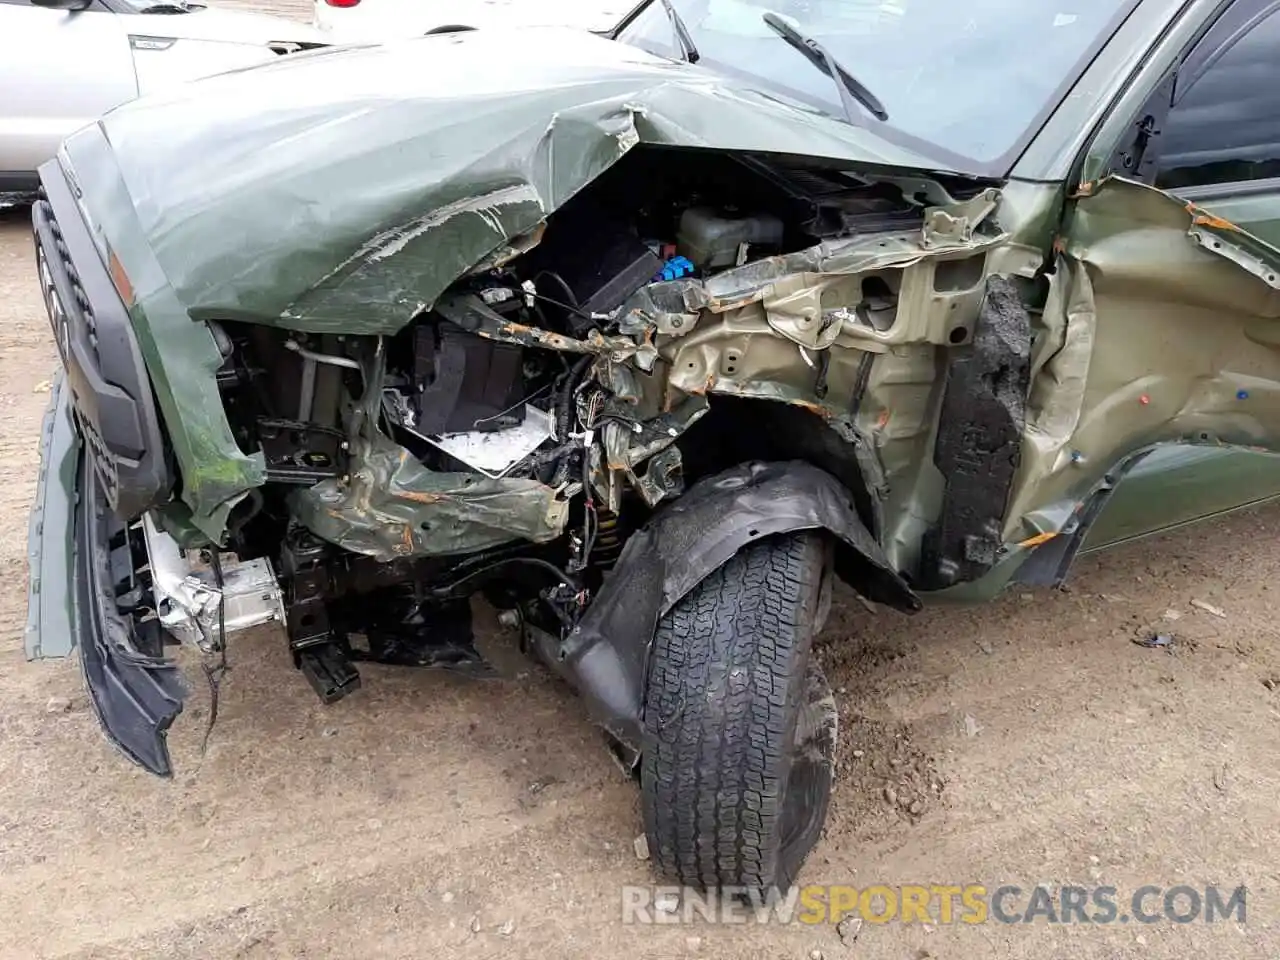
640;531;837;892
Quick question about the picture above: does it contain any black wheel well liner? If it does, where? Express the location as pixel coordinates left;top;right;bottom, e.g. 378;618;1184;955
675;396;883;539
548;459;919;755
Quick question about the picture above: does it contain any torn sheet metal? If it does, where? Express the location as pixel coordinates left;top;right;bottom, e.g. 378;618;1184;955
1003;175;1280;545
602;205;1018;444
142;514;286;651
291;437;570;560
291;344;568;559
921;188;1001;247
74;28;953;336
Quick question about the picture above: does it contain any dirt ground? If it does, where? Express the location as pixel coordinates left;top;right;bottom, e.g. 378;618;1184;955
4;23;1280;959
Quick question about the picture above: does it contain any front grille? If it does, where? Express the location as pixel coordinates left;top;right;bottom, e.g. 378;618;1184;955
33;161;173;518
80;414;121;507
35;192;98;361
34;190;118;507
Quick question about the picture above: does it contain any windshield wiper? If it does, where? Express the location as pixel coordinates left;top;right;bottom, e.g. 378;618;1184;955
659;0;699;64
761;11;888;123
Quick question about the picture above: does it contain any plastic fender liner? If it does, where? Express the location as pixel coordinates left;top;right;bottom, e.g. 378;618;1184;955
556;460;920;754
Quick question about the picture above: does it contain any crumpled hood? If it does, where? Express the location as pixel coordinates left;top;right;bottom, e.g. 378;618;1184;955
66;26;954;334
127;6;329;45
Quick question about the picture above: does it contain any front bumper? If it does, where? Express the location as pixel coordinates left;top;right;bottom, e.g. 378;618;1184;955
28;160;186;775
32;159;171;520
27;377;187;775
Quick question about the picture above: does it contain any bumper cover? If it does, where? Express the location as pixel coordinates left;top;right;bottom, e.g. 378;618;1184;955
26;376;187;776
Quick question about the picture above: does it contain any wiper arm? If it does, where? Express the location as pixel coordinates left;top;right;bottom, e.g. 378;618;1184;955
761;11;888;123
659;0;699;64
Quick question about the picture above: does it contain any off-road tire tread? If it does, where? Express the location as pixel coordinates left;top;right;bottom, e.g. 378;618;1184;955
641;531;825;890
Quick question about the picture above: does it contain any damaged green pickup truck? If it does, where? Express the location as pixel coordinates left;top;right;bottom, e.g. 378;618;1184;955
25;0;1280;893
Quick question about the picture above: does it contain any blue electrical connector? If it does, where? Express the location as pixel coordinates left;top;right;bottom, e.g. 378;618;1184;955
654;256;695;281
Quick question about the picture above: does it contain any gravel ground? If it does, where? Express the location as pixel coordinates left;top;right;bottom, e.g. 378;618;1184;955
2;15;1280;957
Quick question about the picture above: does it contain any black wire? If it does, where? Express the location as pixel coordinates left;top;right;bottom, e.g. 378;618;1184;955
199;549;229;757
579;453;597;569
589;412;642;431
548;357;593;486
426;556;581;600
557;356;592;436
528;289;599;325
534;270;579;310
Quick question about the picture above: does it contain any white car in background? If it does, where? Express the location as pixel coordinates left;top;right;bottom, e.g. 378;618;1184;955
313;0;633;41
0;0;327;195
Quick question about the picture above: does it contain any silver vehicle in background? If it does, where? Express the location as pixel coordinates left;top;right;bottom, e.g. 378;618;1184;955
311;0;632;42
0;0;327;195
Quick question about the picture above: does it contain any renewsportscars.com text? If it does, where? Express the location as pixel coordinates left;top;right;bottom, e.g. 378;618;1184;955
621;883;1248;925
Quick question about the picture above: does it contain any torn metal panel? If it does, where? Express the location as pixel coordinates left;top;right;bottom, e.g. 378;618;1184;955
635;446;685;507
1001;253;1096;539
920;188;1001;248
292;435;570;560
625;200;1022;432
1004;175;1280;546
55;21;1001;541
865;182;1062;576
1186;214;1280;290
1013;451;1149;588
291;342;570;559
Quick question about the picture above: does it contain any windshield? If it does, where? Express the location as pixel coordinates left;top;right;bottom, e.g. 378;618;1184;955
616;0;1136;170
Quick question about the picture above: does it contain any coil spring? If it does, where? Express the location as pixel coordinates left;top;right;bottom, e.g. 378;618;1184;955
590;508;624;570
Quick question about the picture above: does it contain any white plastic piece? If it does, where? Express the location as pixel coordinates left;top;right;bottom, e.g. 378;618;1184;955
428;405;554;478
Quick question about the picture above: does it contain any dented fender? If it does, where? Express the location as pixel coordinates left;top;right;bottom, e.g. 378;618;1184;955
549;460;920;753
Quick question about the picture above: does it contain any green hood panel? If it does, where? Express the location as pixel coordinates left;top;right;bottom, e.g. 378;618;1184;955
79;26;948;334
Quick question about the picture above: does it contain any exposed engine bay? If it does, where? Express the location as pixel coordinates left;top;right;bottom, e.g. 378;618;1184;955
152;145;1016;720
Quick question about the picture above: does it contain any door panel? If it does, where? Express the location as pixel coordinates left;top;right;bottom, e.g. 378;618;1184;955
1003;176;1280;546
0;3;136;175
1003;0;1280;550
1082;445;1280;551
